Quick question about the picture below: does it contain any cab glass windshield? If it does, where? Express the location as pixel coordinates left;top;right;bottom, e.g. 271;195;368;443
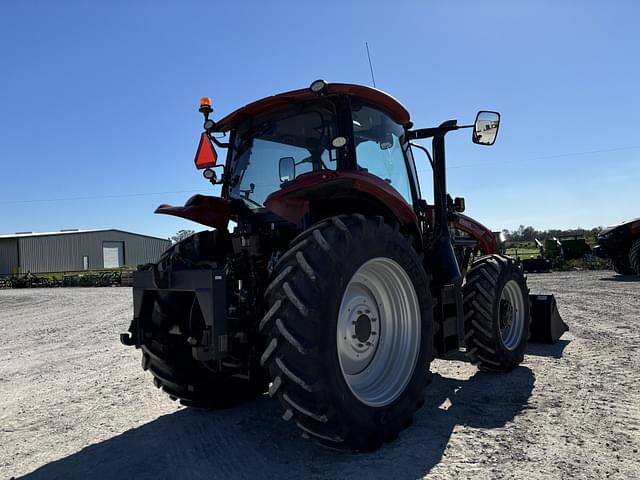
228;104;336;208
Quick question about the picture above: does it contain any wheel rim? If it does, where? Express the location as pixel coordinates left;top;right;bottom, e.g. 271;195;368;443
337;257;421;407
499;279;526;351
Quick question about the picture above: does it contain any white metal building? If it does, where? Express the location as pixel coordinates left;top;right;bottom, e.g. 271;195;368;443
0;229;171;275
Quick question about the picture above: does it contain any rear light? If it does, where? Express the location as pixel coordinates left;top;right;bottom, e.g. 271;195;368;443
194;132;218;169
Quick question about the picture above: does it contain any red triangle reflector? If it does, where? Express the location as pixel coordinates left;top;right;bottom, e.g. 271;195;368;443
194;132;218;169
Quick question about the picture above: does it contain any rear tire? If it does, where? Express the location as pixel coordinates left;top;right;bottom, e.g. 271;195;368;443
139;231;268;408
629;239;640;275
463;255;530;372
261;215;433;451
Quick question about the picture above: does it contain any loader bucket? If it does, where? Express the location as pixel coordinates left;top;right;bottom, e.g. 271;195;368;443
529;294;568;343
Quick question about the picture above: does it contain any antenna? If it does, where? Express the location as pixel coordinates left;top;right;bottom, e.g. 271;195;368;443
365;42;377;88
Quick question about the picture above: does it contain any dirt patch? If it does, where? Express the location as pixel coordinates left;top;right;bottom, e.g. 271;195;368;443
1;272;639;479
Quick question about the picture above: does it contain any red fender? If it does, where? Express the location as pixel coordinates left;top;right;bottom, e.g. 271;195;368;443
155;194;232;230
264;170;418;228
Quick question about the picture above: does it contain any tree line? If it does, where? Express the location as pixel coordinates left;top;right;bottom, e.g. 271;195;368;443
501;225;603;242
173;225;605;245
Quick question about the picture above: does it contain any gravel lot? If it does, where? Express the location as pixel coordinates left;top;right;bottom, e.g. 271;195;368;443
1;271;639;479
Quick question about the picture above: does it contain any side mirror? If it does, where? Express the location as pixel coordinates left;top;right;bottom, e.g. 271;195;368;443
279;156;296;183
454;197;465;213
472;111;500;146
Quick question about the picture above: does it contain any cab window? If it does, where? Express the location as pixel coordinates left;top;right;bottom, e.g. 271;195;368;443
228;105;336;208
352;103;413;204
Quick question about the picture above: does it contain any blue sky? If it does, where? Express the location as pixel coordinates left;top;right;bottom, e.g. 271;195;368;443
1;1;638;239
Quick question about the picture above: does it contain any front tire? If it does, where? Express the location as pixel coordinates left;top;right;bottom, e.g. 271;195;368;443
260;215;433;451
462;255;530;372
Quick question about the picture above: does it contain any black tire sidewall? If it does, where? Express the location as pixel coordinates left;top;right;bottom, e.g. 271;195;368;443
313;228;433;438
492;261;530;364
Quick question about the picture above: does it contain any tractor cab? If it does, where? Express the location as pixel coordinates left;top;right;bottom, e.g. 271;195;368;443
203;82;419;213
193;81;495;241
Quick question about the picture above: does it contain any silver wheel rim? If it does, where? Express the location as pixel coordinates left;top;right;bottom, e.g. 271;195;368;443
499;279;526;351
337;257;421;407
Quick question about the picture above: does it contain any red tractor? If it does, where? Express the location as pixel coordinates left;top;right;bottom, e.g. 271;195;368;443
121;81;553;451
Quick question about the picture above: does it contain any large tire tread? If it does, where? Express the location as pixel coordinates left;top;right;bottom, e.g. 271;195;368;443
463;254;530;372
141;342;265;409
629;238;640;275
261;214;431;451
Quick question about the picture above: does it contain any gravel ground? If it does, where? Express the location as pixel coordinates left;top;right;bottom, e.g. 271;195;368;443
1;271;639;479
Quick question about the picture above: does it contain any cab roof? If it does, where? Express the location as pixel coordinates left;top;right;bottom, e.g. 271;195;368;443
215;83;411;132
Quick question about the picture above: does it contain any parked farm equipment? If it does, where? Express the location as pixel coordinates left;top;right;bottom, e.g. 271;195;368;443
5;272;52;288
121;81;566;451
519;239;553;273
514;236;592;273
593;217;640;275
0;270;129;288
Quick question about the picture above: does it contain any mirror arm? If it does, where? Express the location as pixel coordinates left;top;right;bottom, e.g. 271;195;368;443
406;127;439;140
407;120;460;140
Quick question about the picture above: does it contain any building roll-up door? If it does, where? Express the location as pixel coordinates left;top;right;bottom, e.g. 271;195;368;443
103;241;124;268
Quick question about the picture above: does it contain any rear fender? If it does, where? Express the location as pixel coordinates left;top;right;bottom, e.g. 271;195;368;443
265;170;421;247
155;194;232;230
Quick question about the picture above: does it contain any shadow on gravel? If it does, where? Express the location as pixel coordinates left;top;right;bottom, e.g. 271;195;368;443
527;339;570;358
20;368;534;480
599;274;640;282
